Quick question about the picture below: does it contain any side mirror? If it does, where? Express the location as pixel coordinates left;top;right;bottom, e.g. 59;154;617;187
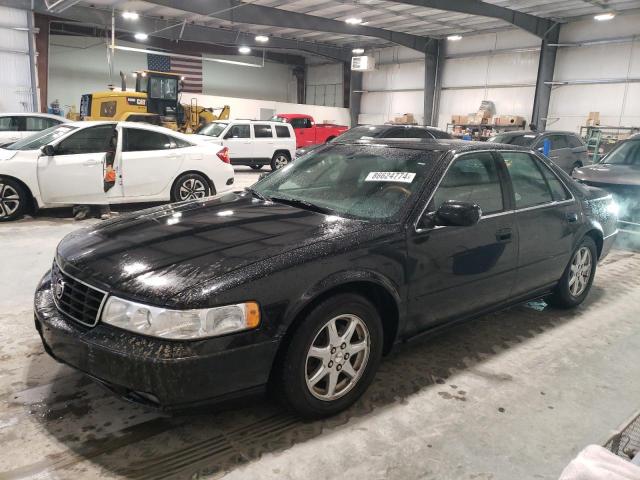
41;144;55;157
433;200;482;227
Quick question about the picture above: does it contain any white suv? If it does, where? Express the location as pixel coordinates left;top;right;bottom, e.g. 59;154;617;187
195;120;296;171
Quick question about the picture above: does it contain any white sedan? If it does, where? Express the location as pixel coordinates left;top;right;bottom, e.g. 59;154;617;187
0;121;235;221
0;113;69;147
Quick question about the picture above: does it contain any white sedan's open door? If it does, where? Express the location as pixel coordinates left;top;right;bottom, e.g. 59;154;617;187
37;124;115;205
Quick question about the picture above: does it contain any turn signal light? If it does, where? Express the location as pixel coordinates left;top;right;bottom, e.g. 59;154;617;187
245;301;261;329
217;147;230;164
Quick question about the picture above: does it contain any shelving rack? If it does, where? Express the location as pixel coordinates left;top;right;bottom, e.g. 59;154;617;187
446;121;527;141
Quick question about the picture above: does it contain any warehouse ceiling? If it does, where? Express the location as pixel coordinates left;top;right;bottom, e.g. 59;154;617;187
16;0;640;60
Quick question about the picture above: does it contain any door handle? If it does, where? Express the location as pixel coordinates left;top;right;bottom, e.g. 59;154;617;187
566;212;578;223
495;227;513;242
82;159;100;166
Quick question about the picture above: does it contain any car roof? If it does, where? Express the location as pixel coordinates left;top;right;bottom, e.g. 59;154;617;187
63;120;195;140
212;119;289;125
355;124;445;131
0;113;69;121
498;130;577;138
333;138;532;154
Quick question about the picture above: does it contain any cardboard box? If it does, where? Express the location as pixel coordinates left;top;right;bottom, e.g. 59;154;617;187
468;113;490;125
494;115;526;126
451;114;467;125
393;113;416;125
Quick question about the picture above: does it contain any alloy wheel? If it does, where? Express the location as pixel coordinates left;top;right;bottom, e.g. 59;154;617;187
0;183;20;218
568;246;592;297
179;178;207;201
305;313;370;401
273;155;289;169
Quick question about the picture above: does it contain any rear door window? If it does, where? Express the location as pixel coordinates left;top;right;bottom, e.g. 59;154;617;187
124;128;173;152
405;128;434;139
431;152;505;215
26;116;60;131
548;135;569;150
254;124;273;138
290;118;311;129
501;152;555;208
567;135;585;149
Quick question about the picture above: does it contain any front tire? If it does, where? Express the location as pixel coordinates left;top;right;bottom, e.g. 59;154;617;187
275;294;383;418
270;152;291;171
548;236;597;309
0;177;27;222
171;173;212;202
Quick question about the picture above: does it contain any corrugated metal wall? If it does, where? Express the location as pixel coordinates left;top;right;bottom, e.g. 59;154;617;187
0;6;36;112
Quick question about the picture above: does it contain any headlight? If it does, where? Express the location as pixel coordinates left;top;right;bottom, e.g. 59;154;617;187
101;296;260;340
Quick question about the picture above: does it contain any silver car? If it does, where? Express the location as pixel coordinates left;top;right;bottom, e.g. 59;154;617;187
573;134;640;234
489;131;589;174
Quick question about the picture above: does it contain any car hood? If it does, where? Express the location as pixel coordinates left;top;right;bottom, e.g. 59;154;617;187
56;192;369;303
573;163;640;186
0;149;18;161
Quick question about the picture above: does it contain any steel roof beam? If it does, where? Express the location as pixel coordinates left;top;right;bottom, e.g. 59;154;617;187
384;0;558;39
144;0;434;51
7;0;352;61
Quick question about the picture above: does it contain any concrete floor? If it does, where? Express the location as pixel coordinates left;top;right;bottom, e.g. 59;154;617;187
1;173;639;479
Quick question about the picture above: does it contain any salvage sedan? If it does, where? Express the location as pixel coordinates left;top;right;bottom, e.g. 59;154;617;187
35;140;618;418
573;134;640;235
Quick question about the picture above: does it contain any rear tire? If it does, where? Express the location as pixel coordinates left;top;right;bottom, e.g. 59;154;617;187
548;236;597;309
270;152;291;171
0;177;27;222
250;165;263;170
171;173;212;202
275;294;383;418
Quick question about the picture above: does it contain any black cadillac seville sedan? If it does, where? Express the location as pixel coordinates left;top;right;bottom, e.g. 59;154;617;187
35;140;618;418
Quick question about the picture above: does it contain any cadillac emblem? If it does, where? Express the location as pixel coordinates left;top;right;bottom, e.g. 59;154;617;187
54;276;65;300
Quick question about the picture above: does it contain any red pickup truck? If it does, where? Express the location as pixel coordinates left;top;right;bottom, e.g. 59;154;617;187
272;114;348;148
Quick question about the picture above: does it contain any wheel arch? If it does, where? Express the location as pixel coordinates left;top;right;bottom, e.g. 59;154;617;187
0;174;36;213
278;273;402;359
584;228;603;259
170;170;216;201
272;149;292;159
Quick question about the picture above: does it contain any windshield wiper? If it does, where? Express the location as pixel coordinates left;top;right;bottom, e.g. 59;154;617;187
246;187;270;201
269;196;336;215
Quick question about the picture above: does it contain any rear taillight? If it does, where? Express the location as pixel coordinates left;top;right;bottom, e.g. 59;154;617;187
217;147;230;164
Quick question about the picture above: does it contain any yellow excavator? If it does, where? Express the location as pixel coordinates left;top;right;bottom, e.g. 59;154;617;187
79;70;230;133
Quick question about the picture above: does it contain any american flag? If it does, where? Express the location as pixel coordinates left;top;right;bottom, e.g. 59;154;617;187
147;53;203;94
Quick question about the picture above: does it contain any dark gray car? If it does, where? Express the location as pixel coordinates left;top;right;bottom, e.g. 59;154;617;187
489;131;589;174
296;124;452;157
573;134;640;234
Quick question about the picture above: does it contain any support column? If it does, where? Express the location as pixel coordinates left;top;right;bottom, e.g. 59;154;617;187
531;27;559;131
34;14;49;112
423;39;443;126
292;65;306;104
26;10;39;112
349;70;362;127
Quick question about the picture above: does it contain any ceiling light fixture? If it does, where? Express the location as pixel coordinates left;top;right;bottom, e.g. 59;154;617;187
447;34;463;41
352;48;365;54
594;12;615;21
134;32;148;40
122;11;139;20
255;35;269;43
345;17;363;25
238;46;251;54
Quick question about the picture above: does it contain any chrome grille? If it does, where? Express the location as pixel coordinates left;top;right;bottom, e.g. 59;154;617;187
51;262;107;327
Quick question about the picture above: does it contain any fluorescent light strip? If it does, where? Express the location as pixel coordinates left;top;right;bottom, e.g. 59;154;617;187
113;45;263;68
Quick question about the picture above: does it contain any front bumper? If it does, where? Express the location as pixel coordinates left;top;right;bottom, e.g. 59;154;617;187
34;273;279;410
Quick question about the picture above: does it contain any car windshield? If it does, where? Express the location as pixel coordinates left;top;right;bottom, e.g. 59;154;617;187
252;144;439;222
196;122;228;137
5;125;77;151
601;140;640;165
334;126;387;142
489;133;538;147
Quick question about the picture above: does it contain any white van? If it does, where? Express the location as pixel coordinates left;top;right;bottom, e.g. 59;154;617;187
195;120;296;171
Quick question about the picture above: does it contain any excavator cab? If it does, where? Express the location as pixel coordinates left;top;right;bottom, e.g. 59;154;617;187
133;70;182;125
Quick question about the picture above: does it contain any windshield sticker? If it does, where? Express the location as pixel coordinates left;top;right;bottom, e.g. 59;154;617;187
365;171;416;183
